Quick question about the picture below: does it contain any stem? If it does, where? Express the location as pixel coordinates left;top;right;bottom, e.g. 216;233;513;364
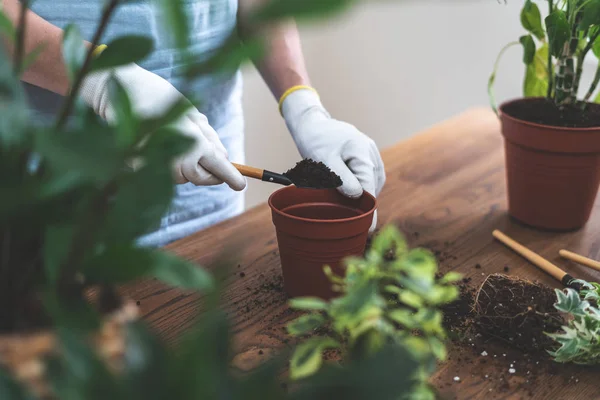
547;0;554;98
55;0;120;129
488;41;520;114
58;182;116;291
574;30;600;99
12;0;29;75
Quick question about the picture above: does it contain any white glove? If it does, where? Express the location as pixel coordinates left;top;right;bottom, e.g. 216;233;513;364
79;63;246;191
281;88;385;232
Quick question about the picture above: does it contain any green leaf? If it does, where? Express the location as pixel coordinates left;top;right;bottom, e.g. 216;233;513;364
520;34;536;64
156;0;188;49
84;246;214;291
107;76;138;148
582;0;600;32
102;163;173;243
554;288;588;316
289;297;329;311
368;225;407;260
438;271;462;284
34;126;123;183
388;309;418;329
521;0;545;40
0;10;15;41
123;322;170;400
523;44;550;97
0;368;33;400
62;24;86;82
398;291;424;309
545;11;569;57
46;330;122;400
290;344;419;400
252;0;353;22
287;313;326;336
427;336;447;361
138;98;194;136
185;35;264;79
20;43;46;74
90;35;153;72
43;223;74;286
44;291;101;334
138;127;195;163
290;337;340;380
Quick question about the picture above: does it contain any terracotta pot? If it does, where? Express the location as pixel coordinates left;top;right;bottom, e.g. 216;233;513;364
0;301;138;399
268;187;376;300
499;98;600;231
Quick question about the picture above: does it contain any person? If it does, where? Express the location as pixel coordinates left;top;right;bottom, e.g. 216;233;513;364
2;0;386;247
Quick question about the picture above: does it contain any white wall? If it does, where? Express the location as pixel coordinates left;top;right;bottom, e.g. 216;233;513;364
240;0;567;209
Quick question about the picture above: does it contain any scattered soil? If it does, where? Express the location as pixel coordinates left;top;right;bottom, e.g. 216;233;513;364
283;159;343;189
502;98;600;128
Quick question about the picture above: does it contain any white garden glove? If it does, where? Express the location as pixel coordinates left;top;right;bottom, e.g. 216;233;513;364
281;88;386;232
79;62;246;191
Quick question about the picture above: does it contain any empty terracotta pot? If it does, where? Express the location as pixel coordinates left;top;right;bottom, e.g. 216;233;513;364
268;187;376;300
500;98;600;231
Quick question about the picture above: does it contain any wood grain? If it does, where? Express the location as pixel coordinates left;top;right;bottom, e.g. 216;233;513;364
121;108;600;400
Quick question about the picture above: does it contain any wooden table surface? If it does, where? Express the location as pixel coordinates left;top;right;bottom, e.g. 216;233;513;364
123;108;600;400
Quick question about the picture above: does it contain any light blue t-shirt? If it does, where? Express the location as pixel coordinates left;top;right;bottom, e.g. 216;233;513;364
27;0;245;247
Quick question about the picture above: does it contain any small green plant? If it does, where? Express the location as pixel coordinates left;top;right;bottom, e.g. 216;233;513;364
489;0;600;112
286;226;461;400
547;279;600;365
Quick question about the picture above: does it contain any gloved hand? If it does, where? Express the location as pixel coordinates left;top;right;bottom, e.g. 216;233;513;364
79;62;246;191
281;88;385;232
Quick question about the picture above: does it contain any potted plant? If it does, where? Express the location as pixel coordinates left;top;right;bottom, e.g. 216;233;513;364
0;0;359;396
286;226;461;400
489;0;600;231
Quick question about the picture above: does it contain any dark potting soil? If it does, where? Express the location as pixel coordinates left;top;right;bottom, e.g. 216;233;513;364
283;159;343;189
473;274;564;352
503;98;600;128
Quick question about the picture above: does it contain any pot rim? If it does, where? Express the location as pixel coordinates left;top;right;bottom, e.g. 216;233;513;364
499;97;600;132
268;187;377;224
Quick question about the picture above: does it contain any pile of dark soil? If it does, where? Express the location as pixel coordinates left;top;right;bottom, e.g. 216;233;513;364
502;98;600;128
473;274;564;352
284;159;342;189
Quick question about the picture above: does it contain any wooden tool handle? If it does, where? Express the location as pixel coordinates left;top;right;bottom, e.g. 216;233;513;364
492;230;572;284
560;249;600;272
232;163;263;180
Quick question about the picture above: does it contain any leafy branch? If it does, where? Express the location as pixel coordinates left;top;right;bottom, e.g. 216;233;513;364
12;0;28;75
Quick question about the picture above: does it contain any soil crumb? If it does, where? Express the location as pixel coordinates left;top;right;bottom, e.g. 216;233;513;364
283;159;342;189
502;98;600;128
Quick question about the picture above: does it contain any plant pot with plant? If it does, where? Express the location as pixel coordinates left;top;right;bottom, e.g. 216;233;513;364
490;0;600;231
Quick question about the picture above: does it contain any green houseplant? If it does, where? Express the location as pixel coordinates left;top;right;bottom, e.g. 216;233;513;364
286;226;460;400
0;0;359;396
489;0;600;231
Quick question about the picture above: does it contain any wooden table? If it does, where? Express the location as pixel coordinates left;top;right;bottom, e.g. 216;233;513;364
123;109;600;400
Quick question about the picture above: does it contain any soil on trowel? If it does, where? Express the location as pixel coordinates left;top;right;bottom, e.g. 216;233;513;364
284;159;342;189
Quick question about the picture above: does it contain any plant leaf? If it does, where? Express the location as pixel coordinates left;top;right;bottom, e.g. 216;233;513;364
252;0;353;22
582;0;600;32
520;34;536;64
90;35;153;72
62;24;86;82
84;246;214;291
521;0;545;40
287;314;326;336
43;223;74;286
20;43;46;74
0;367;33;400
545;11;569;58
107;76;137;148
0;10;15;41
438;271;462;285
523;44;550;97
289;297;329;311
290;337;340;380
156;0;188;49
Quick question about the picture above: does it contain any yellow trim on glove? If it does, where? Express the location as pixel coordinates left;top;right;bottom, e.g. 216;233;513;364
92;44;108;58
278;85;318;114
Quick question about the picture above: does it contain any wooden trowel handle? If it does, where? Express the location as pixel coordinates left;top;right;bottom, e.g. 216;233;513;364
232;163;293;186
232;163;263;180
